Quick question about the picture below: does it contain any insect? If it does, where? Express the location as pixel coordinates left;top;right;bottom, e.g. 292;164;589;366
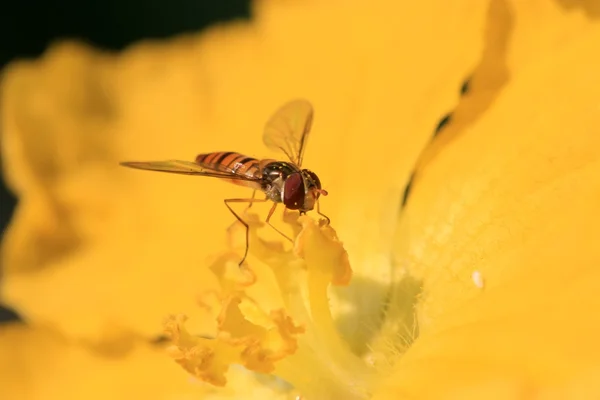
120;99;329;266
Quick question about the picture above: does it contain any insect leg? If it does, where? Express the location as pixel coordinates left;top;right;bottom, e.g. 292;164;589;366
316;198;331;225
227;190;258;232
224;197;268;266
246;189;257;209
265;203;293;243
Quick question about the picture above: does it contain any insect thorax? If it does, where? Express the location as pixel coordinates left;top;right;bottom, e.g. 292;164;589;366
261;161;299;203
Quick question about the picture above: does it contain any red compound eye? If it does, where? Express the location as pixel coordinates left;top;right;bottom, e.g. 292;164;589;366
283;172;305;210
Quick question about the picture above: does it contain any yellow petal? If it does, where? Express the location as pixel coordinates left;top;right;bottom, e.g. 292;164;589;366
505;0;599;72
0;42;224;341
0;322;213;400
374;18;600;399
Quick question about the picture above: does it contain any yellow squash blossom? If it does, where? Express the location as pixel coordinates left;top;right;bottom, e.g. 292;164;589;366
2;0;600;398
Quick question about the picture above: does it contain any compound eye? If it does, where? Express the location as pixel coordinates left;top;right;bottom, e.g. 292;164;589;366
305;170;322;190
283;172;305;210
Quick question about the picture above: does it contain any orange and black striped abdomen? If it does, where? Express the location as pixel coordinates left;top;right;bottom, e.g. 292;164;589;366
195;152;261;180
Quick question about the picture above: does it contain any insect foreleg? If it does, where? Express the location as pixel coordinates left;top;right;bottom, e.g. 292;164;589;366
316;198;330;225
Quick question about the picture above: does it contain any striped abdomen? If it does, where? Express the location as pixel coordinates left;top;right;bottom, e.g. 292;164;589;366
195;151;262;186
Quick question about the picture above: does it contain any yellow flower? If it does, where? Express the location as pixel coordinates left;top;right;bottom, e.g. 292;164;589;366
163;215;366;398
0;0;487;346
3;0;600;398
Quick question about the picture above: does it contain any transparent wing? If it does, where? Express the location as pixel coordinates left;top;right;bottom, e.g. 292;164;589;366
120;160;259;181
262;99;314;167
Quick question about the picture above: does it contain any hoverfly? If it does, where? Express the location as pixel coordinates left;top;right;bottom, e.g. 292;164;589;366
120;99;329;266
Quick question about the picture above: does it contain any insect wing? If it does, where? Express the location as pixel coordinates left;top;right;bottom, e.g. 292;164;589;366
120;160;258;181
262;99;314;167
